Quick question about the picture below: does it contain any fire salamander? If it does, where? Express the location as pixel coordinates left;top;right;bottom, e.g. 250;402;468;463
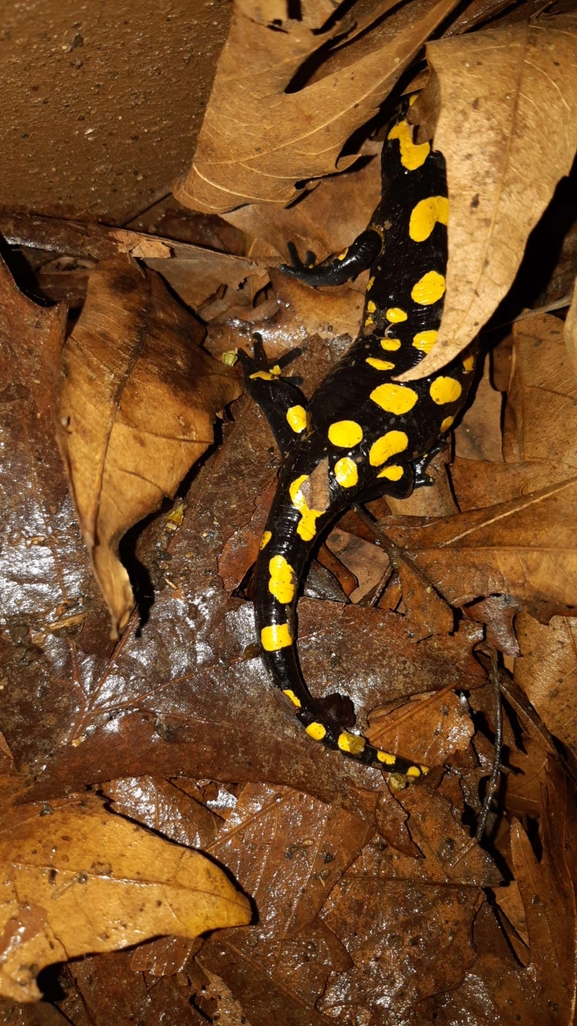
239;99;477;778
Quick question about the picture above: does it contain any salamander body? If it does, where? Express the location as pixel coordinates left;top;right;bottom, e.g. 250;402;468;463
240;101;477;777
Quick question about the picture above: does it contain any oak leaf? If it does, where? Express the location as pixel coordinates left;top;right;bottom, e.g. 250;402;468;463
0;798;250;1003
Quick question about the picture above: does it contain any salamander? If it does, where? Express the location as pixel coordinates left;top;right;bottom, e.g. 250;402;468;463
239;98;477;778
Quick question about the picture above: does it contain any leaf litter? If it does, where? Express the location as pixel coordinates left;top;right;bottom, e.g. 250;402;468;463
2;0;577;1023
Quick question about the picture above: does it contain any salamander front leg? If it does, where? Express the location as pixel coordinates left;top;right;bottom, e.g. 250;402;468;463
238;334;310;456
279;228;382;287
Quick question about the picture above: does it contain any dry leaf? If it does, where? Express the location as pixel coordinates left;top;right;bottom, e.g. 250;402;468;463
505;313;577;467
57;256;241;635
510;762;577;1023
563;275;577;379
0;798;250;1002
515;612;577;756
175;0;462;213
454;358;504;462
405;17;577;378
383;477;577;616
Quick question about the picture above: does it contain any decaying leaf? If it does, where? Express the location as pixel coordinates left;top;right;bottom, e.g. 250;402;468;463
175;0;462;213
510;762;577;1023
515;613;577;757
405;17;577;378
384;478;577;615
0;797;250;1002
57;256;241;635
504;313;577;467
564;275;577;379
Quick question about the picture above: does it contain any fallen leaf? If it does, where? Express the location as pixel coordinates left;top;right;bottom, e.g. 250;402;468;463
383;477;577;617
57;256;241;634
367;687;474;767
223;141;382;264
563;273;577;379
504;313;577;467
454;357;504;462
0;797;250;1002
510;761;577;1023
514;613;577;757
175;0;462;213
406;17;577;377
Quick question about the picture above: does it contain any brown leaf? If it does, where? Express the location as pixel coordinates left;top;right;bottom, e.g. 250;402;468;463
515;613;577;758
367;687;474;768
454;357;504;462
383;477;577;616
404;18;577;378
510;761;577;1023
504;313;577;467
223;141;382;264
0;797;250;1002
564;274;577;379
57;256;241;634
175;0;462;214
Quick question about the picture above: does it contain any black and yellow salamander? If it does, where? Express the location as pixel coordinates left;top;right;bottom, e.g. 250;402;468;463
239;99;477;778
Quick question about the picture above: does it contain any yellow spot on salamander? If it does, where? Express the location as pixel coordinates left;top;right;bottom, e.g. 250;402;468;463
328;420;363;447
286;405;308;433
441;415;455;432
370;383;418;416
365;316;375;328
406;765;422;778
337;247;349;261
268;554;296;604
381;338;401;351
261;623;293;651
409;196;449;242
306;722;327;741
367;276;375;291
366;357;395;371
366;300;377;314
221;350;238;367
249;365;282;381
283;689;302;708
334;457;358;488
289;475;324;542
386;307;408;323
387;120;430;171
413;330;438;353
411;271;446;306
369;430;409;467
430;377;462;405
463;355;475;373
376;750;396;765
337;731;366;756
378;464;404;481
260;530;272;550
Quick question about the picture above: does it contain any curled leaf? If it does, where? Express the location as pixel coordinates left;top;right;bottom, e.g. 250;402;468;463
403;17;577;378
175;0;462;213
57;256;241;635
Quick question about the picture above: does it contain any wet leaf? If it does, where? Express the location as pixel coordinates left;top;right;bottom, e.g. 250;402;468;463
57;256;241;634
0;798;250;1002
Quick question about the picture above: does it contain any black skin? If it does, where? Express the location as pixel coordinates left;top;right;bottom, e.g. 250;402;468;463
239;102;477;775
